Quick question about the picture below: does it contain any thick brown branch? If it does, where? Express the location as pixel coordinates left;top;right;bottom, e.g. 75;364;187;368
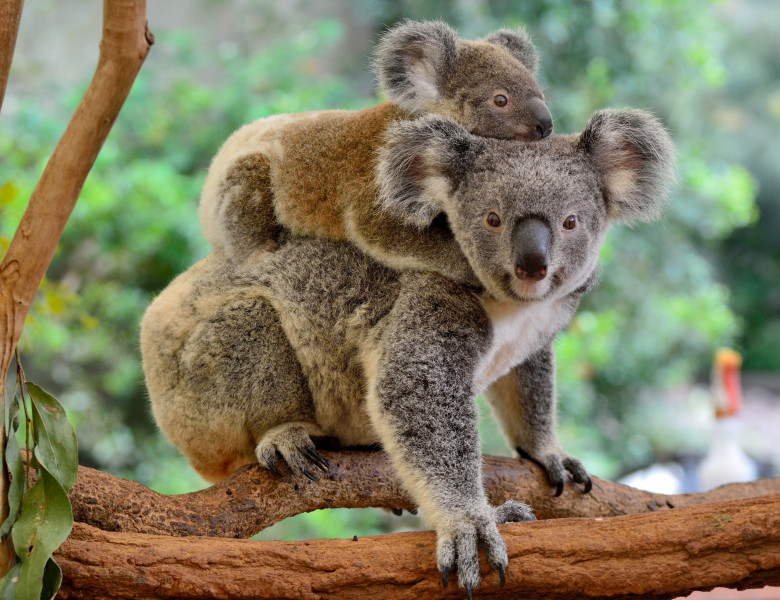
0;0;152;386
54;494;780;600
0;0;24;113
68;450;780;537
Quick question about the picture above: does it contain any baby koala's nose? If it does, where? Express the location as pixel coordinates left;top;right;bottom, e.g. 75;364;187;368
513;218;550;282
528;98;553;139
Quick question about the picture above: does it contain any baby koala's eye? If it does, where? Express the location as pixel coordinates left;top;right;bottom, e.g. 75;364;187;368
563;215;577;230
486;212;502;229
493;94;508;108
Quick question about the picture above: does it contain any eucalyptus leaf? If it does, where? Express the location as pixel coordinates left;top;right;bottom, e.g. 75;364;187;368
40;558;63;600
26;383;78;491
0;562;22;598
11;467;73;600
0;397;24;538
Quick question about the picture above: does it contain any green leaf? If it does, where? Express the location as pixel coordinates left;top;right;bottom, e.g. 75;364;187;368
26;383;78;491
0;397;24;538
40;558;62;600
11;467;72;600
0;562;22;597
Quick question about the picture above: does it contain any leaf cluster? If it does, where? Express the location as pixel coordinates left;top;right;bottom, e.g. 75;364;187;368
1;375;78;600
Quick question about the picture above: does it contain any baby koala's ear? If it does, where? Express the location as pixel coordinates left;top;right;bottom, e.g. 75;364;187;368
579;108;676;222
372;19;459;114
376;116;483;228
482;27;539;74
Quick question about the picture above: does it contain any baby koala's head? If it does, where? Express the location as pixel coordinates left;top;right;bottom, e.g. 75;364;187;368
376;109;676;304
373;20;552;141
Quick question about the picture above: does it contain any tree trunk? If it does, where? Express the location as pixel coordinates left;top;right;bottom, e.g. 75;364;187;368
53;494;780;600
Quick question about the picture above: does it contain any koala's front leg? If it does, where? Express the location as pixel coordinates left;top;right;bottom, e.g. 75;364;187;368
366;280;535;595
346;205;480;287
484;345;592;496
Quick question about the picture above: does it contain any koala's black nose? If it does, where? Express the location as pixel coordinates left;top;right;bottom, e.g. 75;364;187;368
529;98;553;139
514;218;550;282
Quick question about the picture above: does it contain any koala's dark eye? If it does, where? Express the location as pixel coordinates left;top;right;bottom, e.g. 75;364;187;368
563;215;577;230
493;94;508;108
486;212;502;229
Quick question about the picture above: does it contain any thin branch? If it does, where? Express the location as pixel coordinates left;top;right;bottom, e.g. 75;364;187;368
54;494;780;600
66;450;780;538
0;0;24;114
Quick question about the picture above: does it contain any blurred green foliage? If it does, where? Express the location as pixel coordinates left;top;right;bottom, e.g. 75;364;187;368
1;1;777;539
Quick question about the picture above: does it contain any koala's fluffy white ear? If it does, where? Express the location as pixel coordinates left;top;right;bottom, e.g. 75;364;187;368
372;20;459;114
376;116;481;228
482;28;539;74
579;109;676;222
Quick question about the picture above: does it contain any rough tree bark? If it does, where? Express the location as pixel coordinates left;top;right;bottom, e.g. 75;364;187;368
64;450;780;538
0;0;152;579
53;494;780;600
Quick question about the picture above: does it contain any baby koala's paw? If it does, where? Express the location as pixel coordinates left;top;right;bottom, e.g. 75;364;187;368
255;423;328;482
437;500;535;598
517;446;592;496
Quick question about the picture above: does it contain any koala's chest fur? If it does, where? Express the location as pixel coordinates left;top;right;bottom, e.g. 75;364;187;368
474;295;575;393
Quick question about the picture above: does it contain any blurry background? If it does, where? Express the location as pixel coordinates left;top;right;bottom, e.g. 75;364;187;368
1;0;778;541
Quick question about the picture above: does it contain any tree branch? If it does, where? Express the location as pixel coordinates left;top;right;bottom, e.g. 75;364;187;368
53;494;780;600
0;0;151;578
0;0;153;388
67;450;780;538
0;0;24;113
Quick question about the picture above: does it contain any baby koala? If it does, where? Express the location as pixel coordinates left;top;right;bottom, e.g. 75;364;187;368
143;109;674;594
198;20;551;284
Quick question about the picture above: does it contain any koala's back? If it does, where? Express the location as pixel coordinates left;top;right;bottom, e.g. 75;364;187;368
200;103;408;248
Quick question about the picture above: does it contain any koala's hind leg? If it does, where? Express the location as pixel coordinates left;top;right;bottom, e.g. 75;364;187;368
365;276;535;593
484;344;592;496
178;294;321;482
216;153;283;260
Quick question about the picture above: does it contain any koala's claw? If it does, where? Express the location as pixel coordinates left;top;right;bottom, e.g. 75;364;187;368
266;453;282;477
303;447;330;472
582;474;593;494
517;447;592;496
302;468;320;482
437;500;533;594
255;424;324;481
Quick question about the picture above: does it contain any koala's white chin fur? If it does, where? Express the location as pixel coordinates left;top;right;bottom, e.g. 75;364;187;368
509;276;551;301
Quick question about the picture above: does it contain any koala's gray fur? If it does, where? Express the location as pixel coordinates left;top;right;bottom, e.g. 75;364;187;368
198;20;550;286
142;108;674;593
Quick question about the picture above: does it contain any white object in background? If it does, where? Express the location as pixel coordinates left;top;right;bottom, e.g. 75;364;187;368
697;349;758;491
619;462;684;495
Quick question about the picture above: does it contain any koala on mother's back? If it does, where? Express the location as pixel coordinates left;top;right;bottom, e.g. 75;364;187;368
199;20;553;285
141;108;675;595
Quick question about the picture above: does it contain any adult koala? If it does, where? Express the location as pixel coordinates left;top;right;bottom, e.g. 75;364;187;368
142;109;674;595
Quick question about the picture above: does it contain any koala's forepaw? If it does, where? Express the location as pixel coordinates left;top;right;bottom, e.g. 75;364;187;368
255;424;328;482
437;502;535;595
518;447;592;496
